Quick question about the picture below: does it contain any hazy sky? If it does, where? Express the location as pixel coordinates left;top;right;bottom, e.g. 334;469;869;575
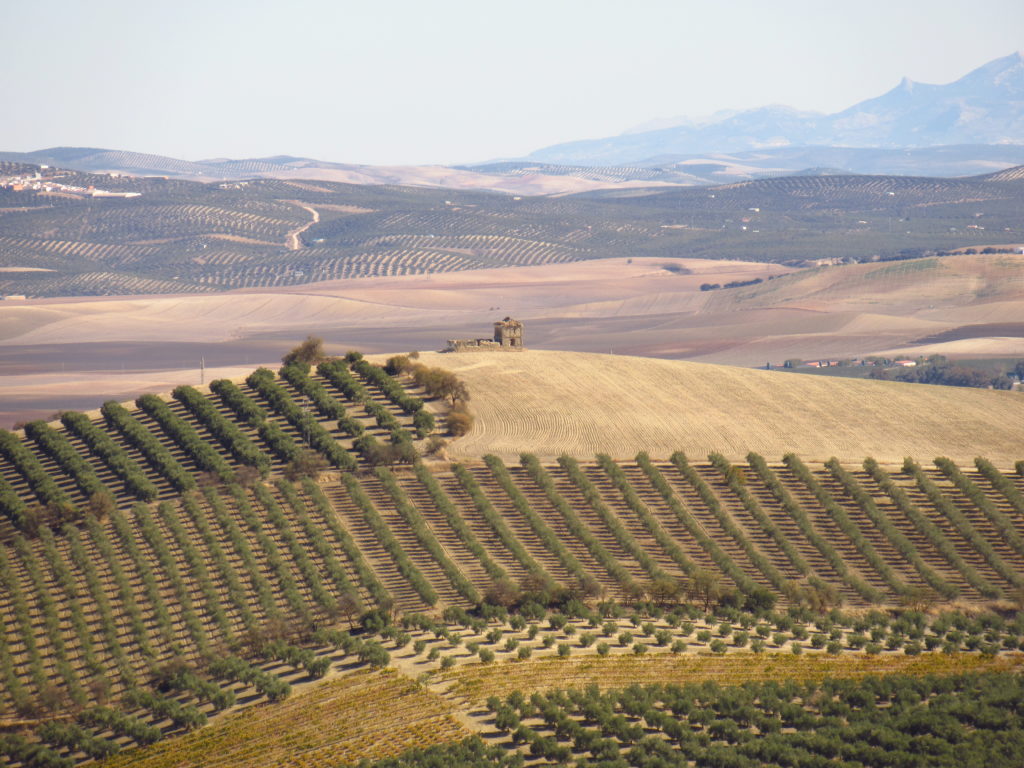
3;1;1021;165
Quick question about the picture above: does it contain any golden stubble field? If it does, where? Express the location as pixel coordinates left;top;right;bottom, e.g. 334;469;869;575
425;349;1024;465
2;252;1024;427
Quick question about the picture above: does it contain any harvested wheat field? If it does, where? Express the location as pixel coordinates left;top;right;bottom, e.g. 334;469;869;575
425;349;1024;464
441;652;1024;705
103;669;467;768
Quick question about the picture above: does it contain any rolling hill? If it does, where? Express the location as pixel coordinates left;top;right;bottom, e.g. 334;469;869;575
2;162;1023;299
427;350;1024;466
0;350;1023;765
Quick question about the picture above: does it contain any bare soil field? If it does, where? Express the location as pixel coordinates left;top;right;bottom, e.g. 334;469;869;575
428;349;1024;465
2;252;1023;426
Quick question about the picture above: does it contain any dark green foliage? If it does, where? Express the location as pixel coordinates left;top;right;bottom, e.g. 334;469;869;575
352;673;1024;768
865;457;999;599
124;688;207;730
102;400;195;491
279;362;364;436
351;358;425;414
937;457;1024;559
38;720;120;759
277;479;363;614
208;656;291;701
173;385;270;472
710;453;809;577
453;462;546;579
413;409;435;438
414;461;504;580
699;452;799;595
376;466;479;602
598;454;698;577
525;453;639;586
78;706;162;746
137;393;235;481
246;368;356;470
747;452;879;602
903;457;1020;588
303;478;391;606
975;457;1024;519
209;378;267;423
61;411;158;500
256;639;332;679
342;473;438;605
638;452;757;597
0;428;69;510
0;733;74;768
0;470;28;528
485;454;589;585
24;420;111;501
825;457;955;598
784;453;906;595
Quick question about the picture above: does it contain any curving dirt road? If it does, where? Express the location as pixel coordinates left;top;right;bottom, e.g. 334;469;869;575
286;204;319;250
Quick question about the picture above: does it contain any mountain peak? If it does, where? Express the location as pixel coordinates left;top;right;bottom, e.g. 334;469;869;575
527;51;1024;165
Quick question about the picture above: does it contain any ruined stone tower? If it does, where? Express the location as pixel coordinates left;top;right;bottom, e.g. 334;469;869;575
446;318;525;352
493;317;524;348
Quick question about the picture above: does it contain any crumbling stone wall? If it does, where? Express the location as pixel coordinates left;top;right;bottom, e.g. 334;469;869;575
446;317;525;352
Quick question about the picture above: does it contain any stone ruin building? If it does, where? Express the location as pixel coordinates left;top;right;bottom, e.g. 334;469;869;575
446;317;524;352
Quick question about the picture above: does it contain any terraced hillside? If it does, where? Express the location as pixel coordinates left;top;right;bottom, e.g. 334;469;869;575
2;353;1024;765
3;435;1024;714
1;447;1024;764
2;164;1023;297
0;355;435;538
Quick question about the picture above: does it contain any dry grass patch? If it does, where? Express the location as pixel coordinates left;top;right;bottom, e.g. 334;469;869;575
105;669;467;768
422;349;1024;464
441;651;1024;703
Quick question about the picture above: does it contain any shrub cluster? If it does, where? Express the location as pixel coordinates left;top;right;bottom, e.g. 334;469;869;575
61;411;158;500
0;734;73;768
37;720;119;760
747;452;878;604
102;401;194;492
24;420;111;502
0;428;69;509
353;358;424;414
137;394;235;481
343;473;438;605
246;368;356;470
78;706;162;746
208;656;291;702
865;457;998;599
173;385;270;472
826;457;955;599
124;689;207;730
279;363;364;437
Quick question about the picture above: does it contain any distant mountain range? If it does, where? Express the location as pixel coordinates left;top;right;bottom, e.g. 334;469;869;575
524;51;1024;166
2;53;1023;192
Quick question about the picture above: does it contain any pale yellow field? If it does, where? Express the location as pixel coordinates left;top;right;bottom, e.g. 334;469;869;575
424;349;1024;465
105;669;468;768
442;652;1024;704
